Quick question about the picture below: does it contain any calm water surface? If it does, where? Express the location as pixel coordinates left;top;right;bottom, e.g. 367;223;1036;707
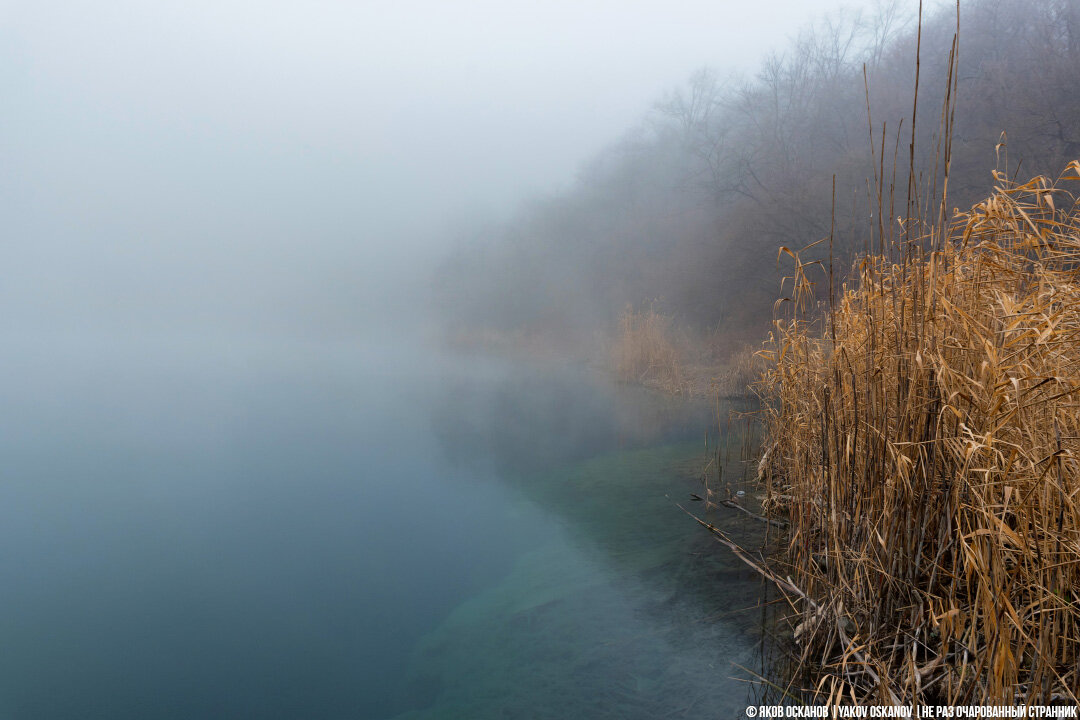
0;331;768;718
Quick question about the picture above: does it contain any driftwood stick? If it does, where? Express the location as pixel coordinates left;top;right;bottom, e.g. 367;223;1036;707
679;505;802;597
715;498;789;528
688;493;788;528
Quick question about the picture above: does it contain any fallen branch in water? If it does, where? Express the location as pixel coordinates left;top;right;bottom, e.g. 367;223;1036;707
680;505;794;583
716;498;788;529
688;494;788;528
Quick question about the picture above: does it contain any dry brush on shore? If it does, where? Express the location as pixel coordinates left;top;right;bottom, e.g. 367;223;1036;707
756;164;1080;704
614;305;689;395
613;305;763;397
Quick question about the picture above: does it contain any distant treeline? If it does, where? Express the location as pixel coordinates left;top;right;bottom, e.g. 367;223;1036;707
434;0;1080;354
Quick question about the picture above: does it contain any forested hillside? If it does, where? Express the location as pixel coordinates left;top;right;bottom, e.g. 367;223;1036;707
434;0;1080;358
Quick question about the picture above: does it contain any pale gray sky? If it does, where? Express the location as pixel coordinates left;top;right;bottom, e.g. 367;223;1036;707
0;0;893;336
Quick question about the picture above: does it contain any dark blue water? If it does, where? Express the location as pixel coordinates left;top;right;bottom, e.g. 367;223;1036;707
0;331;768;719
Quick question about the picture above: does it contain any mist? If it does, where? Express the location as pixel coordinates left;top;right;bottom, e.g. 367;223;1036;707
1;0;889;342
436;0;1080;370
4;1;1031;717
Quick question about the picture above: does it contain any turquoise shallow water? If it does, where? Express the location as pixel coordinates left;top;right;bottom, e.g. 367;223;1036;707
393;443;770;720
0;332;769;718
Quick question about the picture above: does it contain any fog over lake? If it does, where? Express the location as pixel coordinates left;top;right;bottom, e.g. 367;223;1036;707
1;0;881;339
0;1;886;716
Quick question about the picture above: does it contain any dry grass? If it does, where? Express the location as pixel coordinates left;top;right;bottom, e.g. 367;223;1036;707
756;163;1080;704
614;305;690;395
711;343;765;398
613;307;765;397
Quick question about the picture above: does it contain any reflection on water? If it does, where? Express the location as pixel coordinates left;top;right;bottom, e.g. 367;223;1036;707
410;358;768;719
0;333;769;718
430;360;718;475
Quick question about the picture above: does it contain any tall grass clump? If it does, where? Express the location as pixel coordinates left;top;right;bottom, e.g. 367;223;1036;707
757;162;1080;704
614;305;688;394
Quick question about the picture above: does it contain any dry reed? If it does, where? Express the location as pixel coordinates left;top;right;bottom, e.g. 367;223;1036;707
614;304;689;394
756;163;1080;704
712;343;764;398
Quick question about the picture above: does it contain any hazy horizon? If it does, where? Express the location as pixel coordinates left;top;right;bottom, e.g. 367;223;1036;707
2;0;890;339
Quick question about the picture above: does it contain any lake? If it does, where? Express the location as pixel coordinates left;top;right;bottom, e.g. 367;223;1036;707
0;330;770;718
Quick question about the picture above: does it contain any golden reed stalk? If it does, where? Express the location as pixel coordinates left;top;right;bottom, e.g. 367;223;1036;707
757;162;1080;704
